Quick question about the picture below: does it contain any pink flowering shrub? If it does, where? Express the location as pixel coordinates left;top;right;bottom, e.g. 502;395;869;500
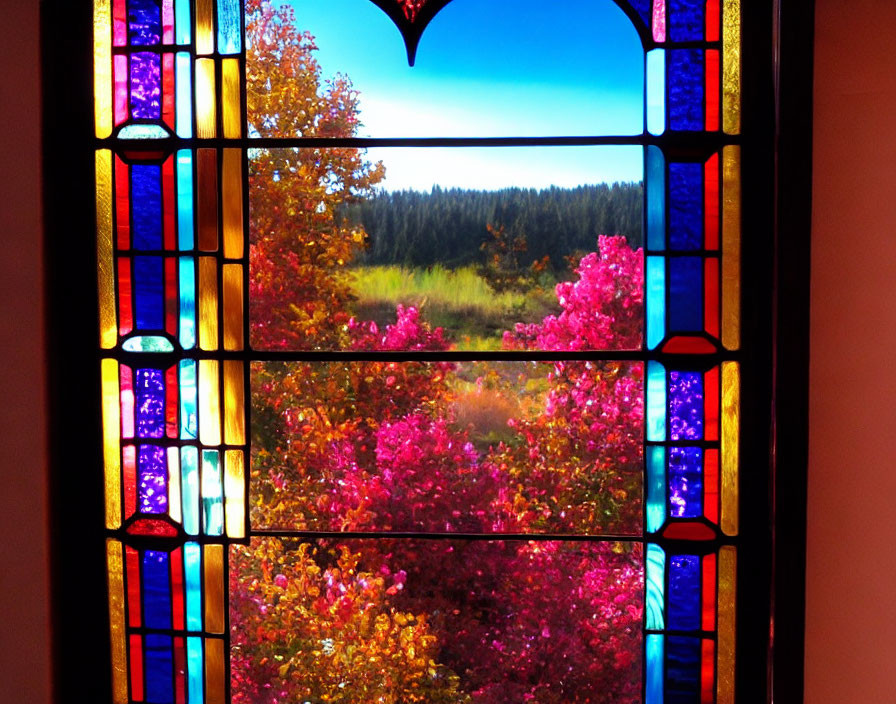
504;235;643;351
238;236;646;702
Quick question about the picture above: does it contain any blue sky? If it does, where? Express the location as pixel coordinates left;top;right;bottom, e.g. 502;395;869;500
282;0;645;189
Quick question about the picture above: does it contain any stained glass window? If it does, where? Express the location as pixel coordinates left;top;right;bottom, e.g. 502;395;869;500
93;1;748;701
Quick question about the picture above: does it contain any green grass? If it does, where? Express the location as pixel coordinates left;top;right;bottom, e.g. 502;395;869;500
348;265;559;349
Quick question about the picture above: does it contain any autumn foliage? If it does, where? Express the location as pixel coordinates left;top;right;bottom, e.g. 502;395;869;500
233;3;645;702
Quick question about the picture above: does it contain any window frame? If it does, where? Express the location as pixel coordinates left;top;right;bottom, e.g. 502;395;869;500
41;0;813;701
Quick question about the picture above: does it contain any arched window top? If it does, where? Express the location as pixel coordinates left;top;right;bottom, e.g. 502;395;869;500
252;0;644;138
369;0;658;63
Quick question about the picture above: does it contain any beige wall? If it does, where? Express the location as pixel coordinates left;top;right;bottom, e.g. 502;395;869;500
806;0;896;701
2;1;895;701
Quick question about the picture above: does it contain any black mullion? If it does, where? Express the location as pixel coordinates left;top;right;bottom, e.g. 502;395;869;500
646;629;717;639
104;348;744;367
113;43;193;55
118;623;226;640
250;529;641;543
98;133;745;150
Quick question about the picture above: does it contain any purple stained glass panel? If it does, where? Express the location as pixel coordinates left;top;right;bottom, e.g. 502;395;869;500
129;0;162;46
135;369;166;438
668;446;703;517
130;52;162;120
138;444;168;514
669;371;703;440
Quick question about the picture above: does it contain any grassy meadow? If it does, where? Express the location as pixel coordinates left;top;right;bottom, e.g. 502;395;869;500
347;265;561;349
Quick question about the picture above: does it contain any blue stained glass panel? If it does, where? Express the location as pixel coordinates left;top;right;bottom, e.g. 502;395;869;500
669;257;703;331
217;0;242;54
646;544;666;629
134;256;164;329
669;0;706;42
647;50;666;135
138;444;168;514
669;163;703;250
647;146;666;251
666;636;702;704
135;368;165;438
175;0;191;44
144;634;174;704
646;635;664;704
669;50;704;131
186;637;204;702
647;362;667;442
132;164;162;250
669;447;703;517
176;150;194;248
175;54;193;138
184;543;202;630
130;52;162;120
628;0;652;29
178;257;196;349
119;124;170;139
202;450;224;536
123;336;174;353
647;446;666;533
128;0;161;46
647;257;666;349
180;447;200;535
669;371;704;440
668;555;701;630
142;550;172;629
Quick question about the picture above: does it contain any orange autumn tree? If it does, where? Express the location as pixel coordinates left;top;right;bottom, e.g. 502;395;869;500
246;0;385;349
235;3;463;702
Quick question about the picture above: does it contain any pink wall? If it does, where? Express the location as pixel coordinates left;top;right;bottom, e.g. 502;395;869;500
0;0;51;701
2;1;895;702
805;0;896;701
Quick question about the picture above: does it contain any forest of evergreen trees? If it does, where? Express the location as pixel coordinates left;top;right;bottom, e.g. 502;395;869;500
342;182;643;269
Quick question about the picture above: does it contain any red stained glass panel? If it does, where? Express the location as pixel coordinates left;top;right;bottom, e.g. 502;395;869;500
115;157;130;249
163;53;175;131
705;153;720;249
165;366;178;438
705;258;720;339
171;547;185;630
117;257;133;335
125;546;142;627
123;445;138;518
704;449;720;524
706;50;721;131
701;640;715;703
129;634;144;701
165;257;178;337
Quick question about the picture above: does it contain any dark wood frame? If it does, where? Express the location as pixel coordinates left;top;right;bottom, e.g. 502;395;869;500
41;0;813;701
